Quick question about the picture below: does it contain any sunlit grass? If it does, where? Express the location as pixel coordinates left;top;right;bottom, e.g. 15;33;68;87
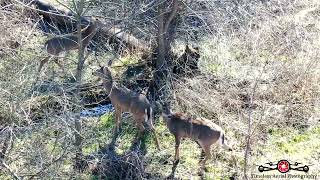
254;125;320;174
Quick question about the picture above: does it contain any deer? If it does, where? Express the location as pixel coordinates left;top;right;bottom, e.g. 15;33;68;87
161;103;233;176
38;18;102;73
172;45;200;77
93;66;160;150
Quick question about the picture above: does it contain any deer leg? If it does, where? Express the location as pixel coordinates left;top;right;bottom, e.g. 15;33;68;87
38;56;51;73
114;107;122;136
30;56;51;94
110;108;122;145
117;112;123;133
135;122;145;142
199;143;212;172
171;135;181;176
196;141;205;163
53;58;66;76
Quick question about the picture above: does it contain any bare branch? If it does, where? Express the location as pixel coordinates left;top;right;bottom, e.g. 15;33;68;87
163;0;179;33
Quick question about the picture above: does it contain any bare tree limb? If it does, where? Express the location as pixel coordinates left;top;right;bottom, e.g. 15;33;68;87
164;0;179;33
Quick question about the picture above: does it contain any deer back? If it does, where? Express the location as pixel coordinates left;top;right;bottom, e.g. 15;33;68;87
45;35;78;55
128;94;151;115
45;19;100;56
164;113;222;142
81;20;100;47
109;86;151;115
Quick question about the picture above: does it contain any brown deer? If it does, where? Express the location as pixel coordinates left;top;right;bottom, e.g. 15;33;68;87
161;104;232;176
172;45;200;77
93;66;160;150
38;19;102;73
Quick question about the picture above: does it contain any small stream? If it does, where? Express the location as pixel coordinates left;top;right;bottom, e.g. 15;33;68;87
80;104;114;117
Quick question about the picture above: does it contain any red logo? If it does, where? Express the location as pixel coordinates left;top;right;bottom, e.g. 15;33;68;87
277;160;290;173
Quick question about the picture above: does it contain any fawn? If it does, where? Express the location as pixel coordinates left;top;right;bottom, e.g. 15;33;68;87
38;18;101;73
161;104;232;176
93;66;160;150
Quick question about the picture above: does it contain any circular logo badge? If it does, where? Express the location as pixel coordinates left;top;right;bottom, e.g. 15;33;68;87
258;165;264;172
277;160;290;173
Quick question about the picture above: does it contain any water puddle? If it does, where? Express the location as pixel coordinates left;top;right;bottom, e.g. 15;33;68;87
80;104;114;117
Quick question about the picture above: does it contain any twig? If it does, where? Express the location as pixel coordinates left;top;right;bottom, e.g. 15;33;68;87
28;150;67;180
243;62;267;179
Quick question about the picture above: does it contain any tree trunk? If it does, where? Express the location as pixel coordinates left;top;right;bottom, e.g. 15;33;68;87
152;0;179;104
73;0;85;171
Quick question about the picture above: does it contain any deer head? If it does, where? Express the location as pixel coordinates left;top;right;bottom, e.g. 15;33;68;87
93;66;112;80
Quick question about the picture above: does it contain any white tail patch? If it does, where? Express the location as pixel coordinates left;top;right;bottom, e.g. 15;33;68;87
219;133;232;151
144;109;148;123
219;133;224;146
43;43;48;52
146;108;155;130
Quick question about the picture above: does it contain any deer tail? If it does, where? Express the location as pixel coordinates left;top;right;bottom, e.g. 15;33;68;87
220;133;232;151
146;108;154;129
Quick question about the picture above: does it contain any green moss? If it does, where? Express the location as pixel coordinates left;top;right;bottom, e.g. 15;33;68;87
114;54;140;67
83;143;100;154
99;112;115;129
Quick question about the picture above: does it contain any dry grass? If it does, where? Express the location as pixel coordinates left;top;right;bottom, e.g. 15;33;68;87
169;0;320;177
1;0;320;179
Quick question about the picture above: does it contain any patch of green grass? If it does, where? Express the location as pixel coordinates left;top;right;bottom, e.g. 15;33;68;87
81;113;116;154
99;112;141;153
99;112;115;129
83;143;100;154
0;174;11;180
255;125;320;174
114;54;140;67
81;115;240;179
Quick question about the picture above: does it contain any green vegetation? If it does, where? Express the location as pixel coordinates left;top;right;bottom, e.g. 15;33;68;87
1;0;320;179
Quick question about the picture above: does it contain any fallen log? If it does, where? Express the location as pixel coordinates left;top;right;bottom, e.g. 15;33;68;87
28;0;88;34
25;0;151;53
97;26;151;55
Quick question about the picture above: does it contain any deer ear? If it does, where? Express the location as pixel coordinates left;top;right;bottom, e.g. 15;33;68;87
102;66;107;72
185;45;192;53
96;60;102;68
103;66;110;74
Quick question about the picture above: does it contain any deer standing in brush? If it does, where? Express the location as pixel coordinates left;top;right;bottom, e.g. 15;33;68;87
38;18;101;73
161;104;233;176
93;66;160;150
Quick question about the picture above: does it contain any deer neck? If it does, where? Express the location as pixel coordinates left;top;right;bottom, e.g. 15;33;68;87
82;24;97;41
102;79;113;95
162;113;171;125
